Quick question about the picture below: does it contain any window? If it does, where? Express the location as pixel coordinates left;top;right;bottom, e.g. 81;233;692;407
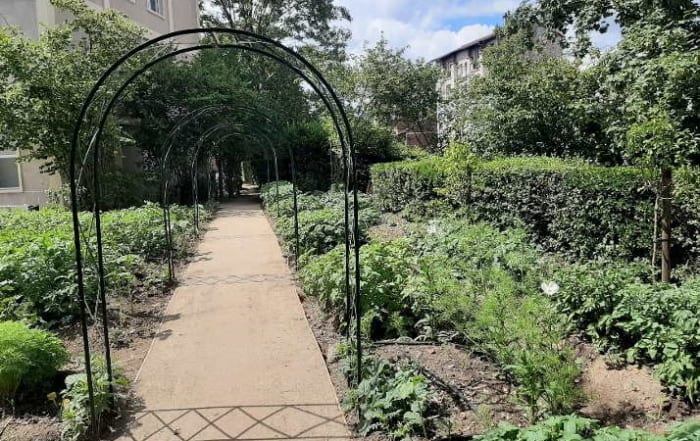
147;0;164;15
0;150;20;190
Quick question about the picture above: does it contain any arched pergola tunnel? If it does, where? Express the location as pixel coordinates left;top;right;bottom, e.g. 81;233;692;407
157;102;308;281
69;28;363;433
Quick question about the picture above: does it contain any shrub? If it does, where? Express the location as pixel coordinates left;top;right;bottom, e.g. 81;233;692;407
607;279;700;402
0;204;201;325
403;220;581;419
0;321;69;404
370;157;700;263
300;240;414;337
60;357;128;441
550;261;700;402
264;187;382;257
549;259;648;337
370;159;446;213
343;352;432;440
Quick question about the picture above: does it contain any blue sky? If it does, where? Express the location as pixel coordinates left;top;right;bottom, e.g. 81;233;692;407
336;0;521;59
336;0;622;59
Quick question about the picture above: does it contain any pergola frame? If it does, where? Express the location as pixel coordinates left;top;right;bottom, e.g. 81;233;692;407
69;28;362;433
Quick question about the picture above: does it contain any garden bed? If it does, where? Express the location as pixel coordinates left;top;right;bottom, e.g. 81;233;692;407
0;204;211;441
262;181;700;440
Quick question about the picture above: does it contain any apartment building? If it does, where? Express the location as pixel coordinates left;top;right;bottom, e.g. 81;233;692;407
433;29;562;141
434;32;498;96
0;0;199;207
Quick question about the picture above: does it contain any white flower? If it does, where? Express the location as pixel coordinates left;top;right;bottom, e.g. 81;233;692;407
540;281;560;296
427;220;442;235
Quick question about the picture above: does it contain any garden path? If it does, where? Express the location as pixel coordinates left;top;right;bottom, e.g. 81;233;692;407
115;197;349;441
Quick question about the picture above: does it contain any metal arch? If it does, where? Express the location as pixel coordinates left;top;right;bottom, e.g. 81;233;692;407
69;29;363;433
160;108;302;278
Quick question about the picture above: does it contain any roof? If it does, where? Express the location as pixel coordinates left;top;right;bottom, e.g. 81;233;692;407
432;32;498;63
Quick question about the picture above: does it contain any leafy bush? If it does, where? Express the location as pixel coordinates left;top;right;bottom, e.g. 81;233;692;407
0;321;69;404
403;220;581;420
262;185;382;257
300;240;414;337
370;157;700;263
607;280;700;402
476;415;664;441
549;259;648;336
371;159;446;213
59;357;128;441
260;181;294;208
343;352;432;440
303;219;581;419
550;260;700;402
0;204;202;325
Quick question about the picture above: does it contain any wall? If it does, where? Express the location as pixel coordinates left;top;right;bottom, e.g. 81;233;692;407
0;0;199;207
0;153;62;208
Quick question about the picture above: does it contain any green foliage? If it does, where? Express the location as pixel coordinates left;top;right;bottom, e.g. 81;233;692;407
334;37;440;150
476;415;665;441
551;261;700;402
371;157;700;263
0;204;202;325
201;0;351;53
606;280;700;402
300;240;414;337
303;218;581;419
0;0;145;178
262;183;381;256
60;357;129;441
403;220;581;420
0;321;69;404
343;353;431;440
370;158;447;213
444;32;609;161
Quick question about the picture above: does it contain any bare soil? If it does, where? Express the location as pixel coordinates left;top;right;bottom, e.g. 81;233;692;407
575;344;699;433
298;284;700;440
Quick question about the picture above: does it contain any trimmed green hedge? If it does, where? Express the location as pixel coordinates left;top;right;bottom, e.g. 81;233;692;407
370;157;700;262
370;159;447;213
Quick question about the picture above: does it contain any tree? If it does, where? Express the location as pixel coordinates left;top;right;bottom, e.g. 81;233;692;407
200;0;351;54
0;0;145;179
444;31;609;161
507;0;700;281
333;37;441;149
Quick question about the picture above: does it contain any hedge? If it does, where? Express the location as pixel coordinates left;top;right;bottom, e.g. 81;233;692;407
371;159;447;213
370;157;700;262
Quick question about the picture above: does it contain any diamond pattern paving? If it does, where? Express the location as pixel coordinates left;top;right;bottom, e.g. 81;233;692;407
113;198;350;441
119;405;348;441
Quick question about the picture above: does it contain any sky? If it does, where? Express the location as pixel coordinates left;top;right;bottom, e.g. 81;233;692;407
335;0;519;60
335;0;622;60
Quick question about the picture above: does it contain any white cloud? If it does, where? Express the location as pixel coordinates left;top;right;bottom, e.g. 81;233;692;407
336;0;518;60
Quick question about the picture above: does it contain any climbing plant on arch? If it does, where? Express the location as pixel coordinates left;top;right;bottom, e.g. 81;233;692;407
69;28;363;432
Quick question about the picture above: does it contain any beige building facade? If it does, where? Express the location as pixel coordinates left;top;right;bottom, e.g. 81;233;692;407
0;0;199;207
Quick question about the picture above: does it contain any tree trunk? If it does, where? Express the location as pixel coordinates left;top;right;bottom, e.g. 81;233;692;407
661;167;673;283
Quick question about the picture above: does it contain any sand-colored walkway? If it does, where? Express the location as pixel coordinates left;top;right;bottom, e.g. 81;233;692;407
116;198;349;441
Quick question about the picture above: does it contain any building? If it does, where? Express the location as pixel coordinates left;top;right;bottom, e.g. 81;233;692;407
0;0;199;207
434;32;498;96
433;29;562;141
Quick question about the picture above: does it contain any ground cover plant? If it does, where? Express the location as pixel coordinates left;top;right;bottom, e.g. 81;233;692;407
0;321;69;406
261;181;381;256
476;416;700;441
266;181;585;423
370;156;700;412
0;203;204;326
